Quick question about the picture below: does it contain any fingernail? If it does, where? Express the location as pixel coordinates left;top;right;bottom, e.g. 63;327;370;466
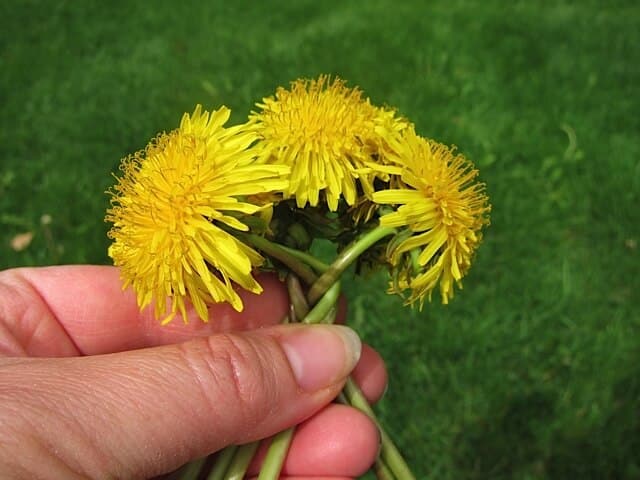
280;325;361;392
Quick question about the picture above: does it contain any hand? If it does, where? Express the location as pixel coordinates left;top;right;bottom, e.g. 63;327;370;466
0;266;387;479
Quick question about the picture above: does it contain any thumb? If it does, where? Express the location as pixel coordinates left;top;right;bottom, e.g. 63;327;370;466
0;324;361;479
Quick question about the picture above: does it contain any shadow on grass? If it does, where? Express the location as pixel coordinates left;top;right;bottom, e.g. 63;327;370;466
545;373;640;480
452;390;553;479
453;376;640;480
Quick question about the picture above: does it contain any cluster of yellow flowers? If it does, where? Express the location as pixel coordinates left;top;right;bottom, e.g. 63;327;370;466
106;75;490;324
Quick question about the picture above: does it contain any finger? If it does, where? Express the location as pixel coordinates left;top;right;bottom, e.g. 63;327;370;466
0;265;290;356
247;404;379;478
0;324;361;479
351;344;388;404
243;347;387;477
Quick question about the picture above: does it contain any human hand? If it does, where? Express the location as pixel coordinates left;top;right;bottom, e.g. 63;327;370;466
0;266;387;479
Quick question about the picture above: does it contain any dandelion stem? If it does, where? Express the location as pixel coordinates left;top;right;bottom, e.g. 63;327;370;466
278;244;329;273
206;446;237;480
257;429;295;480
301;280;341;324
243;233;318;285
223;441;259;480
375;458;396;480
176;456;205;480
307;225;396;305
286;273;310;320
343;377;415;480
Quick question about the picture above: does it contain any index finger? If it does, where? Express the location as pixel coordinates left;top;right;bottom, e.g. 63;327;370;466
0;265;290;355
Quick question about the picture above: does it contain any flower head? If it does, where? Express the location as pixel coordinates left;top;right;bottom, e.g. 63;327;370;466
106;106;289;324
250;75;405;211
372;128;490;306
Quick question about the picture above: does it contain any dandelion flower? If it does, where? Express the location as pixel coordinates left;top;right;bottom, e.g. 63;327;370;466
372;128;490;306
250;75;404;211
106;106;289;324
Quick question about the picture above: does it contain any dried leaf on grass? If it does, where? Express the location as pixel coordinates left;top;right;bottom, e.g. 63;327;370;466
10;232;34;251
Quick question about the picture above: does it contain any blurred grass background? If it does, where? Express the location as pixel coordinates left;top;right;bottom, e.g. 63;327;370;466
1;1;639;478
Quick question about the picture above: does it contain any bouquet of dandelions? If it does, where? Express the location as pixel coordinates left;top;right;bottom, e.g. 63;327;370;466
106;75;490;480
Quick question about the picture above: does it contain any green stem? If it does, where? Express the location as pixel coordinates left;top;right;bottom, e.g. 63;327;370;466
223;441;260;480
257;429;295;480
344;378;415;480
301;280;341;324
243;233;319;286
286;273;310;320
206;446;238;480
319;304;338;324
335;389;398;480
375;458;396;480
176;457;206;480
278;244;329;273
307;225;396;305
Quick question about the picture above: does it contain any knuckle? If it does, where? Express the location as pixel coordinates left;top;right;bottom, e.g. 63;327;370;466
177;333;279;435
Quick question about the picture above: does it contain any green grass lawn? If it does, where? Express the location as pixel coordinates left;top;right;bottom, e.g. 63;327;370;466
2;1;639;478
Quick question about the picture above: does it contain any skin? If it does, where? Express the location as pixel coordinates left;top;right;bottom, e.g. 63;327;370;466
0;266;387;479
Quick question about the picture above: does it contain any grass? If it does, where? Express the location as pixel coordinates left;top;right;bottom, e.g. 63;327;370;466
1;1;639;478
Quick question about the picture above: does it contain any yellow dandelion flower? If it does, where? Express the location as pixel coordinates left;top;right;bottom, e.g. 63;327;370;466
372;128;490;306
250;75;404;211
106;105;289;324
